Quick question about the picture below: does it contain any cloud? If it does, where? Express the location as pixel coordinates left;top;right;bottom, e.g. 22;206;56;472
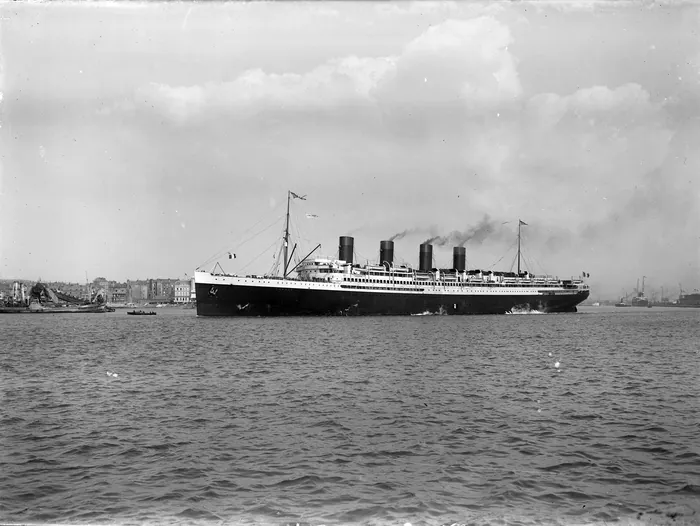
129;15;675;228
376;17;521;110
135;56;397;124
374;1;503;18
375;1;459;17
133;15;518;124
518;83;672;203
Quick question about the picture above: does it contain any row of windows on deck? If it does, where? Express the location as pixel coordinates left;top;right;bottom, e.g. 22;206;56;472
340;277;560;287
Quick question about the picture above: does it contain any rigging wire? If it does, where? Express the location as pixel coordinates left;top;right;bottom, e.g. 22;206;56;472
509;228;526;273
528;252;551;276
486;237;518;270
291;218;309;266
520;231;535;273
289;219;302;269
269;223;288;276
196;200;285;269
269;203;313;276
267;244;284;276
393;250;410;268
292;217;313;247
354;249;373;267
269;234;285;277
520;250;537;274
508;252;517;273
198;213;285;270
239;237;283;274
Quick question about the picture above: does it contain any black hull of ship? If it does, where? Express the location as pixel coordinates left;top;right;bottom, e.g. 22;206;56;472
195;283;589;317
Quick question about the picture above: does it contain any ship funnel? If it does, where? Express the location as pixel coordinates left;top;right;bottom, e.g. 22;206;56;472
453;246;466;272
379;240;394;267
419;243;433;272
339;236;354;264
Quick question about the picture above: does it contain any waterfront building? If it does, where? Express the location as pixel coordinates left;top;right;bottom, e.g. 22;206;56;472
174;280;191;303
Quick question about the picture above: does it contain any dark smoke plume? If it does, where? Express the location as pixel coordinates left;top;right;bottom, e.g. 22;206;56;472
388;227;429;242
388;229;411;242
422;215;504;246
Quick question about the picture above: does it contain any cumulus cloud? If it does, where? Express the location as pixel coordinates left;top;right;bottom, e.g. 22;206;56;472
132;14;674;223
136;56;397;124
521;83;670;172
376;17;521;110
134;15;518;124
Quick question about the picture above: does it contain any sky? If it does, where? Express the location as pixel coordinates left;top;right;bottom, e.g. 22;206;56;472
0;0;698;300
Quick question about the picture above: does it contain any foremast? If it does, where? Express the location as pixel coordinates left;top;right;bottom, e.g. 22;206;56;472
281;190;311;278
283;191;291;276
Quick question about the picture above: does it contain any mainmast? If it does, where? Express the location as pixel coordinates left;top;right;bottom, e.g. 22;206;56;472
517;220;526;274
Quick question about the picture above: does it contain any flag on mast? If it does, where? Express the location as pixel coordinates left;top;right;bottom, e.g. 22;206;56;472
290;191;306;200
519;220;528;226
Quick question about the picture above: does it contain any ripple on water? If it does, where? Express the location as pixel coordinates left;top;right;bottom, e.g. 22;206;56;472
1;308;699;525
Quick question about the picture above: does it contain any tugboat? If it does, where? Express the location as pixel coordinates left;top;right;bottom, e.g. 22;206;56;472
194;191;590;317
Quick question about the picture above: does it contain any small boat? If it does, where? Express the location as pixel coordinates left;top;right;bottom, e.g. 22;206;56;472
127;310;157;316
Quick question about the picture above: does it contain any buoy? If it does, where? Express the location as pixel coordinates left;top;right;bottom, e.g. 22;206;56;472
554;361;560;368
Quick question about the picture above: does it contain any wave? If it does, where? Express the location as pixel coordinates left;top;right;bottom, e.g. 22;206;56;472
411;309;446;316
507;307;544;315
540;461;594;472
672;483;700;495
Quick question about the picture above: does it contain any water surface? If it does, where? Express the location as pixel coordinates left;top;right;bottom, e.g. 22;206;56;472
2;306;699;525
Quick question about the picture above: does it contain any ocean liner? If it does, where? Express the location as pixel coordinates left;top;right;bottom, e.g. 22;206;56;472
195;192;590;316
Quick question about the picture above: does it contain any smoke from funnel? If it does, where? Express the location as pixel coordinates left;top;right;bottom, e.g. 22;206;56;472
388;230;410;242
422;215;502;246
388;227;426;242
